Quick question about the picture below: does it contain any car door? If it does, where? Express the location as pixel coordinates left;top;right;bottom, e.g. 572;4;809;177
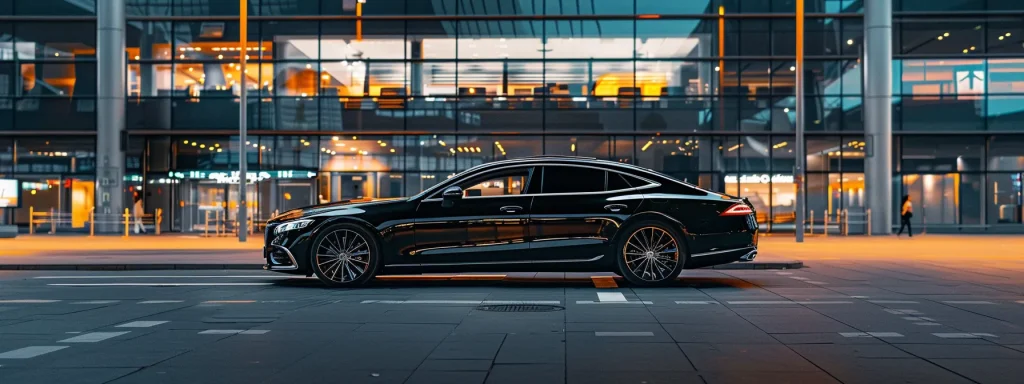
527;165;644;261
411;166;537;265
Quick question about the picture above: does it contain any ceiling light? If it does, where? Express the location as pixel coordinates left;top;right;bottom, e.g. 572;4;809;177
306;64;312;69
937;36;944;40
1006;32;1012;37
1000;36;1005;40
790;66;796;71
217;54;224;59
944;32;950;37
970;46;976;50
847;39;854;45
714;66;720;72
963;49;969;53
784;107;790;113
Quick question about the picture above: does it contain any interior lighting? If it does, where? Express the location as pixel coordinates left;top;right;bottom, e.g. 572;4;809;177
847;39;854;45
714;66;720;72
944;32;950;37
641;141;653;152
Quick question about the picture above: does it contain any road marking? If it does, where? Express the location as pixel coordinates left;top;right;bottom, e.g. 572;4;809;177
850;296;870;299
776;272;793;275
59;331;130;343
360;300;562;305
0;346;69;359
260;300;295;303
0;300;60;303
70;300;120;305
595;332;654;337
34;276;282;280
942;301;996;305
49;283;274;287
868;300;919;304
789;277;810;280
807;281;829;285
202;300;257;304
933;333;997;339
199;330;244;335
884;309;923;315
138;300;184;304
915;322;942;326
597;292;628;302
116;321;168;328
840;332;904;338
240;330;270;335
575;301;653;305
902;317;936;321
675;301;720;305
727;301;852;305
1017;301;1024;304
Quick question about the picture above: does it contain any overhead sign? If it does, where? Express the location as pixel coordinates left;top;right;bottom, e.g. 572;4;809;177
724;174;794;184
955;69;985;94
0;179;20;208
166;170;318;184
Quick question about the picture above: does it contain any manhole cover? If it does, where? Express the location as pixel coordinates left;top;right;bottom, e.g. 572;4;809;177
476;305;564;312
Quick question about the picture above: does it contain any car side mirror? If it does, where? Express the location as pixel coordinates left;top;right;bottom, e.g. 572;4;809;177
441;186;463;208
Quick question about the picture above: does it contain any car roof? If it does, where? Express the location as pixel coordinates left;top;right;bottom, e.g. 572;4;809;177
468;156;657;175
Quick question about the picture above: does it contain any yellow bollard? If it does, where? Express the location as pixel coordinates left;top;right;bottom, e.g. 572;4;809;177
50;208;56;234
155;208;162;235
90;208;95;237
123;208;130;237
29;206;34;235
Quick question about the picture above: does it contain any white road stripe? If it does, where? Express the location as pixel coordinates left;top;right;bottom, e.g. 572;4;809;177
942;301;996;305
70;300;120;305
727;301;852;305
850;296;870;299
199;330;244;335
868;300;919;304
807;281;829;285
59;332;130;343
597;292;628;302
116;321;168;328
0;300;60;303
776;272;793;275
575;301;653;305
202;300;257;304
595;332;654;337
240;330;270;335
884;309;923;315
49;283;274;287
840;332;904;338
933;333;997;339
138;300;185;304
0;346;69;359
902;316;936;321
675;301;720;305
35;275;282;279
915;322;942;326
789;277;810;280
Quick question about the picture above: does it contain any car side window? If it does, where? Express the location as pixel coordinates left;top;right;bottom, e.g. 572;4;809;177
541;166;606;194
607;173;634;191
457;167;534;198
617;173;651;188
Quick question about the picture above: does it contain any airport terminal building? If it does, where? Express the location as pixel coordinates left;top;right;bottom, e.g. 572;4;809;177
1;0;1022;234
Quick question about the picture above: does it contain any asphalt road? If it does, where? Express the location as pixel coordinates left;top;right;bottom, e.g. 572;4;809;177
0;260;1022;384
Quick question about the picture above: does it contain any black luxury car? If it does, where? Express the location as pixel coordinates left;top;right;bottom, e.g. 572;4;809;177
264;156;759;287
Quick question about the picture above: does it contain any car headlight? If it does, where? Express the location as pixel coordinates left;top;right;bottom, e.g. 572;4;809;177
274;219;313;235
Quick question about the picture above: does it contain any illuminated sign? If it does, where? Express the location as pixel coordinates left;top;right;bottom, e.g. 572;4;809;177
166;170;318;184
0;179;20;208
724;174;794;184
955;69;985;94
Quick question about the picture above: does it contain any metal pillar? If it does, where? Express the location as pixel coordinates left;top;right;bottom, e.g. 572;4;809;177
97;0;126;233
794;0;806;242
238;0;249;242
864;0;893;235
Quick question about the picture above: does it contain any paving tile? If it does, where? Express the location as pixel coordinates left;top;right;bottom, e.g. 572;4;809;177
894;344;1024;359
417;359;493;371
486;364;564;384
699;371;840;384
568;370;704;384
108;367;281;384
678;343;819;372
567;342;693;372
428;340;503;360
0;368;136;384
800;357;975;384
405;370;487;384
494;335;565;364
929;358;1024;384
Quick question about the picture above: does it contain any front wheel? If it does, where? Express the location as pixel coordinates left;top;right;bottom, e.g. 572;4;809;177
310;224;381;287
615;221;686;286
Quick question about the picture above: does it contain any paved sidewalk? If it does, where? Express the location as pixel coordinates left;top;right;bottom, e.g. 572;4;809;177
0;234;804;271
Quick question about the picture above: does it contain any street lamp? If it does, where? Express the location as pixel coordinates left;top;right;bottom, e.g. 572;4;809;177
238;0;249;242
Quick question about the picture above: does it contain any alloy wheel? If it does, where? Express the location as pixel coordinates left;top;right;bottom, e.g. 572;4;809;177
315;229;372;283
622;226;679;282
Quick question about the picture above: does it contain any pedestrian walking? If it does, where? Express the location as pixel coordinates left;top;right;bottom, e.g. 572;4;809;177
133;195;146;234
897;194;913;237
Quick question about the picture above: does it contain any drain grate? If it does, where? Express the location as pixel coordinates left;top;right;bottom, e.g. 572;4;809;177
476;304;564;312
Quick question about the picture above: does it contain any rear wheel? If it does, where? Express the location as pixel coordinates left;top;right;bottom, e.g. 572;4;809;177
615;221;685;286
310;224;381;287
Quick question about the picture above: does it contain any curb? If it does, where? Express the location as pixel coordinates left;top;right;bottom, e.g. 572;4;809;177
0;261;802;271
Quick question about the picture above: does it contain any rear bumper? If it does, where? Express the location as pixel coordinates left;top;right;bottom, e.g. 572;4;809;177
685;245;757;269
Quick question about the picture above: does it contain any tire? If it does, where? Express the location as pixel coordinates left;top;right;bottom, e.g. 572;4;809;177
614;220;686;286
309;223;381;288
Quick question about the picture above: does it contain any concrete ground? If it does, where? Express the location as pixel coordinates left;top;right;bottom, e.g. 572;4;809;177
0;254;1022;384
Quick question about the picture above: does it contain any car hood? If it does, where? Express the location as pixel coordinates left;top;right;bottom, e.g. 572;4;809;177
269;197;407;223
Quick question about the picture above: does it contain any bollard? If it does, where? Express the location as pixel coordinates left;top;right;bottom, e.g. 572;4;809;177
155;208;162;235
866;209;871;236
204;210;211;237
809;210;814;234
90;209;95;237
824;213;829;237
29;206;34;235
49;208;56;234
843;209;849;235
123;208;130;237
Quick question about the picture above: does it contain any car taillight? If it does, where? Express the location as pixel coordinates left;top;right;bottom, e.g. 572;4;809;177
720;203;754;216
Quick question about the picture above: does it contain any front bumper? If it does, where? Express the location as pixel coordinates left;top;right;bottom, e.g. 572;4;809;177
264;244;299;271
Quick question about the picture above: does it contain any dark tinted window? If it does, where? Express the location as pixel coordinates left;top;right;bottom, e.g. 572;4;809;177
618;173;650;188
456;167;533;198
542;166;605;194
607;173;633;191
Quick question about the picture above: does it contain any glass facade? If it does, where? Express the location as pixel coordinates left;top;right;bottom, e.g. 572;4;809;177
1;0;1023;233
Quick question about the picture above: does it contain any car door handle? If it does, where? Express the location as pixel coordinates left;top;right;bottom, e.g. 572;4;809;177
604;204;628;212
500;206;523;213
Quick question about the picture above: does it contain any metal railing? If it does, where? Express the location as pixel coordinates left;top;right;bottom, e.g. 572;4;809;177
29;206;162;236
